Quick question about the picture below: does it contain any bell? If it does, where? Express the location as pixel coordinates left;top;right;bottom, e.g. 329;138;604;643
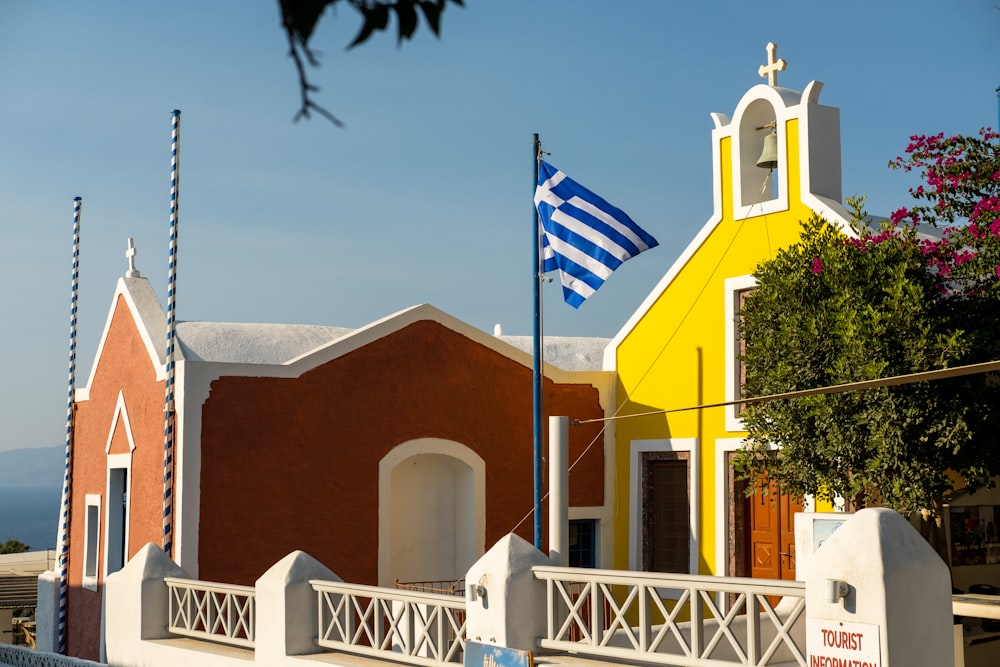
756;132;779;170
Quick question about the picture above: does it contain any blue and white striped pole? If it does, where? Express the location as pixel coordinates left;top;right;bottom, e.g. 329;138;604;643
163;110;180;559
56;196;82;653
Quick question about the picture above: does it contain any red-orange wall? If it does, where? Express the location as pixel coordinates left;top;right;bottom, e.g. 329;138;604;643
66;296;166;660
197;320;605;585
66;312;605;660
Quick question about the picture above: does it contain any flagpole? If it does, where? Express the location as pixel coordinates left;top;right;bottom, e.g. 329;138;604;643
56;196;82;653
532;133;544;550
163;109;180;559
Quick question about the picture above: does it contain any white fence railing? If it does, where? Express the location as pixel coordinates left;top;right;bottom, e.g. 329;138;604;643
534;565;807;667
0;645;107;667
311;579;466;667
953;593;1000;662
164;577;255;648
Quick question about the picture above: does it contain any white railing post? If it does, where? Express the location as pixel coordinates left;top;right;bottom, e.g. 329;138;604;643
805;508;953;667
640;582;652;652
35;569;61;652
464;533;550;653
690;583;702;659
104;543;190;665
255;550;339;662
593;581;606;646
746;590;760;665
545;577;555;641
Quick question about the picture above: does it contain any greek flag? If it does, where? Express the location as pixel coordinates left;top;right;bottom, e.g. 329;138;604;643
535;160;658;308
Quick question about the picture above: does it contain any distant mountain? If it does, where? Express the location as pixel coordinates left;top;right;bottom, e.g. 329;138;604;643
0;446;64;489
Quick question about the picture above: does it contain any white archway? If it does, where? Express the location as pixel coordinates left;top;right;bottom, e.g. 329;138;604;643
378;439;485;587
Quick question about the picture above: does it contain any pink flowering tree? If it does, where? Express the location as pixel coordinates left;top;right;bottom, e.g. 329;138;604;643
736;130;1000;557
889;129;1000;293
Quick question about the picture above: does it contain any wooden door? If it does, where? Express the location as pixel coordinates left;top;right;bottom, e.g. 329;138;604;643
643;457;690;573
749;484;802;581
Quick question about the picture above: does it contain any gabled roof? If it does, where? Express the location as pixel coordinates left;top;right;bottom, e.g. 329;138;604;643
81;275;608;394
499;336;610;373
272;303;609;380
81;276;168;398
176;322;353;365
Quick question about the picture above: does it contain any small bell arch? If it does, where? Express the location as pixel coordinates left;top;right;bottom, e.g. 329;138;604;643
737;98;780;207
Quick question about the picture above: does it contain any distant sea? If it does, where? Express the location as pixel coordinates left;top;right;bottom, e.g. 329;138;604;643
0;486;61;551
0;445;64;551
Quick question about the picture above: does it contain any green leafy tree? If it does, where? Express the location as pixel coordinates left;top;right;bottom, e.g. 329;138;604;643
735;128;1000;558
0;539;30;554
279;0;464;125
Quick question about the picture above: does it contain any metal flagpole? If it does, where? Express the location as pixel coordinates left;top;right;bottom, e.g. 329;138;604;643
163;110;180;559
532;133;544;550
56;196;82;653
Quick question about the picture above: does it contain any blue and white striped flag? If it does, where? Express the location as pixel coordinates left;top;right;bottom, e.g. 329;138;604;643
535;160;658;308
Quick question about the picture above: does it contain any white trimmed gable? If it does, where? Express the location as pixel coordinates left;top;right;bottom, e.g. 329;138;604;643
604;80;856;370
78;277;167;401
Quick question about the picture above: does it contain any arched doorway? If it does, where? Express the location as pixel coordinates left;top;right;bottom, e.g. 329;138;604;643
378;439;485;587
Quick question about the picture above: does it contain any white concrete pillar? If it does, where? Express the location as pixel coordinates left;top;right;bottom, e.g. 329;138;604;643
805;508;953;667
254;550;340;661
548;415;568;566
465;533;550;652
33;570;60;652
103;542;189;665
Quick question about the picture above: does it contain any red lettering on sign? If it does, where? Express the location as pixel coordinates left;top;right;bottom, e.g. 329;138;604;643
810;655;875;667
820;628;863;651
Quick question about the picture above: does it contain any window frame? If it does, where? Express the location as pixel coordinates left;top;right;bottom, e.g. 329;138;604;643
725;275;758;432
83;494;101;591
104;455;132;579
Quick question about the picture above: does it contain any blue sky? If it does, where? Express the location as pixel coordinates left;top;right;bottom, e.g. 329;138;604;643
0;1;997;452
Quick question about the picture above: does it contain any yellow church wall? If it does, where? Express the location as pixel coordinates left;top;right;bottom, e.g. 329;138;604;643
612;117;834;574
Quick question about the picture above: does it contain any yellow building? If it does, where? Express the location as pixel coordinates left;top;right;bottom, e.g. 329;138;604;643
605;45;855;583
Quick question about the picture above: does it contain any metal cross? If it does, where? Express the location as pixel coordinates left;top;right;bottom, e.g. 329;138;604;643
126;237;140;277
758;42;787;87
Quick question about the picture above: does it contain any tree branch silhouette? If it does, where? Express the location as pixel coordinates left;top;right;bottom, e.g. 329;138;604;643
279;0;463;126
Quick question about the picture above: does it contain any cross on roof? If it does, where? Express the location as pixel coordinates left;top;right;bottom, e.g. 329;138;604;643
125;237;141;278
758;42;787;87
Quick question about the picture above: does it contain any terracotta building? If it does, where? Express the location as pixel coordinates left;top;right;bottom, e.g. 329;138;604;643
63;264;612;660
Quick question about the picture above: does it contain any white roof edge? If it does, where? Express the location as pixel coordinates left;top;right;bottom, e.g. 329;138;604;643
603;208;723;370
803;193;856;236
602;199;855;372
802;80;824;105
284;303;602;382
80;277;167;398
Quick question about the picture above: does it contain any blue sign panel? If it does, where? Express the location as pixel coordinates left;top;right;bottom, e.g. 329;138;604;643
464;640;533;667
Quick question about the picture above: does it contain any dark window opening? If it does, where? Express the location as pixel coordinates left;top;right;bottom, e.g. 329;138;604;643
568;519;597;568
